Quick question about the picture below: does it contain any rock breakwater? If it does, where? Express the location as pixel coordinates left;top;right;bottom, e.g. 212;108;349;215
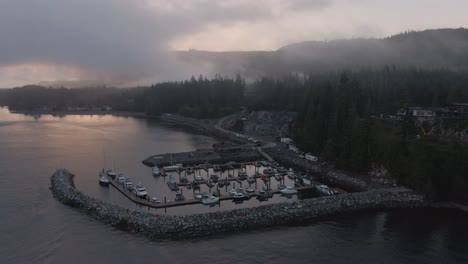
51;168;427;240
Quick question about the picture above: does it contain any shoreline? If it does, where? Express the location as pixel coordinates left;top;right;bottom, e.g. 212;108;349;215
50;168;428;240
8;109;148;117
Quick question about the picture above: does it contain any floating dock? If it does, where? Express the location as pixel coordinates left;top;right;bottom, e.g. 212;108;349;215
107;175;325;210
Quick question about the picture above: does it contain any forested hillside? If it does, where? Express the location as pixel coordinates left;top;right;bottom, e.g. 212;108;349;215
0;76;244;118
177;28;468;78
248;69;468;202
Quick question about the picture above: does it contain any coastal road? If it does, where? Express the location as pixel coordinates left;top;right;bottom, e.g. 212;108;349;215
215;113;277;163
214;113;277;149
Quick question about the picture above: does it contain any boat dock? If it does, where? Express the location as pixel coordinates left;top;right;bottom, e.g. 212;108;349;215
108;175;324;210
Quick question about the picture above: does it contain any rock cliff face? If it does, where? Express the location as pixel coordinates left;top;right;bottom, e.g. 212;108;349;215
51;168;427;240
242;111;297;138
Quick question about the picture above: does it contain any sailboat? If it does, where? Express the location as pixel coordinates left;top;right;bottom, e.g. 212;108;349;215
98;169;110;186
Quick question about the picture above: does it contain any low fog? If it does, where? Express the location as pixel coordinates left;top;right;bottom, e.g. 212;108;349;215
0;0;331;87
0;0;467;87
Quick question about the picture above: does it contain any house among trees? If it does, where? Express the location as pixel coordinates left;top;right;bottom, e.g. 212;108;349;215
397;106;464;120
449;103;468;117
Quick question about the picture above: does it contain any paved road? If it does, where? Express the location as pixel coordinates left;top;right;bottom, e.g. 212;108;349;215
214;113;277;149
214;113;278;163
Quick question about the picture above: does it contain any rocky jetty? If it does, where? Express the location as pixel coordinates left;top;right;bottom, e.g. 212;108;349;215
51;168;428;240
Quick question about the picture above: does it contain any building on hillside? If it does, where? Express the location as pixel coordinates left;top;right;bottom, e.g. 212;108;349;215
449;103;468;118
397;107;450;120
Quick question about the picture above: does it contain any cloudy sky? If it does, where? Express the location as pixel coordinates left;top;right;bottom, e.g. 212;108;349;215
0;0;467;87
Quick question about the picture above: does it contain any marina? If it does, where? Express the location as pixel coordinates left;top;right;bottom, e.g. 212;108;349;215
106;172;334;209
105;153;347;211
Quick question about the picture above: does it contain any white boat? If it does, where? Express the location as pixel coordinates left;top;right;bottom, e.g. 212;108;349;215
229;188;238;196
301;176;312;186
280;186;298;195
163;164;183;172
315;185;335;196
194;174;204;182
124;181;133;190
232;192;245;200
150;197;161;203
116;175;126;183
99;175;109;186
202;196;219;205
152;167;160;176
106;169;117;179
193;190;203;199
132;186;148;198
246;187;255;193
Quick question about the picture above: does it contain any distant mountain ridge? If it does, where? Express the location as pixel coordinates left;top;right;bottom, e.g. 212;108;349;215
176;28;468;77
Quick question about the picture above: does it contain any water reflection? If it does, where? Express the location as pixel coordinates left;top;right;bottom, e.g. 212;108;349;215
1;107;468;263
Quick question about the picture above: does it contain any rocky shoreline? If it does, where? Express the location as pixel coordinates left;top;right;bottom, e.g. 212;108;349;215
50;168;428;240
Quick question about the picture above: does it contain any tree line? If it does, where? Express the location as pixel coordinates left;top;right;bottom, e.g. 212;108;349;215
1;68;468;201
247;68;468;202
0;75;245;118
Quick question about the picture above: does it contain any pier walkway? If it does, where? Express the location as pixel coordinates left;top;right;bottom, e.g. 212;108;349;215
108;176;319;210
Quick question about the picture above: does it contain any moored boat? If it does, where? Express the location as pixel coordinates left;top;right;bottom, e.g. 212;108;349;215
152;167;160;176
287;171;296;180
99;173;110;187
163;164;183;172
280;186;298;195
149;197;161;203
277;184;286;190
193;190;203;199
301;176;312;186
315;185;335;196
202;196;219;205
116;174;126;183
206;179;215;188
194;174;204;182
124;180;133;190
106;169;117;179
232;192;246;200
209;174;219;183
238;171;248;180
132;186;148;198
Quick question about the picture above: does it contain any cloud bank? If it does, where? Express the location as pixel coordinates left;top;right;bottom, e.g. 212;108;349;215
0;0;467;87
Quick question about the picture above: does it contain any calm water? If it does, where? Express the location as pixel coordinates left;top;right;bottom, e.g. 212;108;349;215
0;107;467;264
